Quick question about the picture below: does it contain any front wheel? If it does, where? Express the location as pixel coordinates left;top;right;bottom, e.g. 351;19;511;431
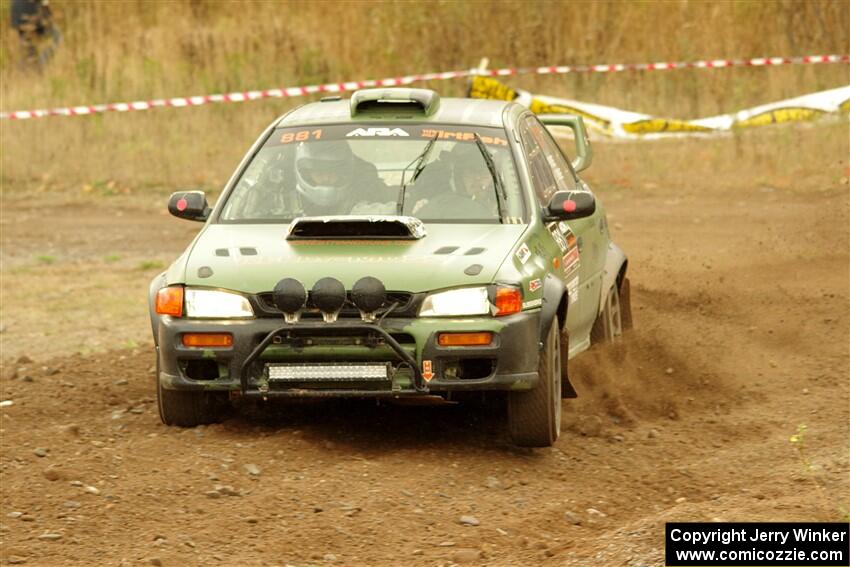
156;358;228;427
591;278;631;343
620;277;633;331
508;319;562;447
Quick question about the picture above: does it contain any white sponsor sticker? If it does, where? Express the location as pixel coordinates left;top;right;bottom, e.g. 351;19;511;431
567;276;580;304
515;243;531;265
561;225;577;250
522;298;543;309
563;247;580;278
550;226;568;252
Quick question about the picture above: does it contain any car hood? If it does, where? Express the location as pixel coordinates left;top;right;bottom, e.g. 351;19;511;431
182;222;527;293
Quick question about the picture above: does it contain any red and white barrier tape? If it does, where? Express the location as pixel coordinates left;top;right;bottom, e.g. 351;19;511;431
497;54;850;75
0;69;469;120
3;54;847;120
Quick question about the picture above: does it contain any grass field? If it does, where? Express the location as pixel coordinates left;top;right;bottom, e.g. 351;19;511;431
1;0;848;192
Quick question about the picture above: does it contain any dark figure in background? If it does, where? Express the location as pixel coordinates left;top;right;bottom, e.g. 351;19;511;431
10;0;61;69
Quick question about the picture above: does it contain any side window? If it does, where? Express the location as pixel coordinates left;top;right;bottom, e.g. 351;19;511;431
528;117;578;194
517;117;559;206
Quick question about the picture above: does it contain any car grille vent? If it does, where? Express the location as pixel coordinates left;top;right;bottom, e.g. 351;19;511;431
434;246;459;255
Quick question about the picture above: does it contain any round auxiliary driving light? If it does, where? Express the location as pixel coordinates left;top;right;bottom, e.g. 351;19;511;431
311;277;347;322
273;278;307;323
351;276;386;322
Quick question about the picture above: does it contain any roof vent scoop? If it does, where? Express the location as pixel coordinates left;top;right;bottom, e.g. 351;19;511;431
350;88;440;117
287;215;427;240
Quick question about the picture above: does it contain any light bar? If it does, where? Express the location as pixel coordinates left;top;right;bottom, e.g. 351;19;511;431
267;363;390;382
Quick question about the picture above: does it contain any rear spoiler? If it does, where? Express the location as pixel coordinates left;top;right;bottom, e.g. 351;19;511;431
538;114;593;172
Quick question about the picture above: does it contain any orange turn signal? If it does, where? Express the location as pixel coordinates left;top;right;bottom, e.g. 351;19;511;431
494;286;522;316
182;333;233;348
437;332;493;347
156;286;184;317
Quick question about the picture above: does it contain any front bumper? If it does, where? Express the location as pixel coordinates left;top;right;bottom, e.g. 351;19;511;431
156;311;541;398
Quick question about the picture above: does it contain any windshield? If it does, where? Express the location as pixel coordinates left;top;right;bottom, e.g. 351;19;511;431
219;124;525;224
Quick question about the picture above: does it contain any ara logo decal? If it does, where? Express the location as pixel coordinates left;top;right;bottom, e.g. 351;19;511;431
528;278;542;292
422;360;434;382
346;127;410;137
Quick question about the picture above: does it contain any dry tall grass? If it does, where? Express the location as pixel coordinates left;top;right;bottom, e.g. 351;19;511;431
1;0;848;191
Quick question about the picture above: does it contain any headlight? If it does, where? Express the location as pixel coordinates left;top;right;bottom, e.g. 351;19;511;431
184;289;254;318
419;287;490;317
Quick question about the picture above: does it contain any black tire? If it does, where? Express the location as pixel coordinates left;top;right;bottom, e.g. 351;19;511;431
591;280;624;343
620;277;633;331
508;319;561;447
559;330;577;399
156;358;227;427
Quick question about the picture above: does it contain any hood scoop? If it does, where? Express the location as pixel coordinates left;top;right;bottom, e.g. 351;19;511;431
287;215;427;240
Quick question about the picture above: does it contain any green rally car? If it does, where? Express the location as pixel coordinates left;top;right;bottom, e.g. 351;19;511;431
149;88;631;447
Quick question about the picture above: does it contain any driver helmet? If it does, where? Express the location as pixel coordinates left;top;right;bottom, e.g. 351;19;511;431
294;141;355;208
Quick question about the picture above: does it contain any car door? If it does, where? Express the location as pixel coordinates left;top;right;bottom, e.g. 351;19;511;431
518;115;605;343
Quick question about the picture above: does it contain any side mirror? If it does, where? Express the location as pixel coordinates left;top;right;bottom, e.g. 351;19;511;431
168;191;211;222
538;114;593;172
544;191;596;221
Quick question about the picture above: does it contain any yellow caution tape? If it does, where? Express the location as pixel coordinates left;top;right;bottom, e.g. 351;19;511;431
734;107;826;128
468;75;850;139
621;118;715;134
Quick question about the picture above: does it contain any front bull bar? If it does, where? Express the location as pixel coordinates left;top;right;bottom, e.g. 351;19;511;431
238;321;428;397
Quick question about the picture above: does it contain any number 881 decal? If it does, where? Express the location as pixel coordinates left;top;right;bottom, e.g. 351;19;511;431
280;129;323;144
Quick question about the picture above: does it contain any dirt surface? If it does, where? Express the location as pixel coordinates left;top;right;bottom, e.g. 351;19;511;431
1;130;848;566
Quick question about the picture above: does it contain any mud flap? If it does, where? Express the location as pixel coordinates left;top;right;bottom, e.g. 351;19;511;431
538;274;563;344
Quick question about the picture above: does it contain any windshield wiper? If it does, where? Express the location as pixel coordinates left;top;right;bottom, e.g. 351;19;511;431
473;133;507;223
397;134;439;215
